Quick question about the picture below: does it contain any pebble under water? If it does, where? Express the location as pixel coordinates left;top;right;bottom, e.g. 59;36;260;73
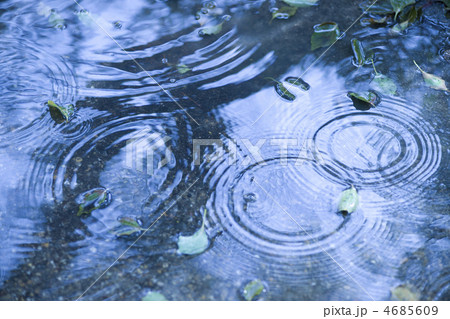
0;0;449;300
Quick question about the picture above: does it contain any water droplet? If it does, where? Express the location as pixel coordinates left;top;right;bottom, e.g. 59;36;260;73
201;8;209;14
243;193;257;203
205;1;216;9
162;58;168;64
169;78;176;83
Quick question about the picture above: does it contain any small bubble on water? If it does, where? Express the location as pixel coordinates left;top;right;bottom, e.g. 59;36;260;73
201;8;209;14
162;58;168;64
169;78;176;83
243;193;257;203
205;1;216;9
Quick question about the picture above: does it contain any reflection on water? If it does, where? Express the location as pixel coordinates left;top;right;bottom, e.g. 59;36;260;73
0;0;448;300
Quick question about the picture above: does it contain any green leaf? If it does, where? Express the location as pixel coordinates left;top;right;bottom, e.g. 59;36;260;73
177;209;209;255
285;77;310;91
271;6;297;21
351;39;369;67
391;5;420;33
360;16;389;27
390;284;420;301
348;91;380;110
114;217;145;236
76;187;112;217
338;185;359;214
176;64;191;74
242;280;265;301
118;217;143;229
47;100;74;123
282;0;319;7
370;61;397;95
311;22;340;51
390;0;415;19
413;60;449;92
199;22;223;35
142;291;167;301
275;82;297;101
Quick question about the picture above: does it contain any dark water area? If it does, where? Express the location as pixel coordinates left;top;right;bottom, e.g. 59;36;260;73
0;0;448;300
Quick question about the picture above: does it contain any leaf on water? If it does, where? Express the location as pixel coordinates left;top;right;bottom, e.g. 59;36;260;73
391;5;421;33
390;0;415;19
413;60;449;92
199;22;223;36
275;82;297;101
282;0;319;7
271;6;297;21
285;77;310;91
114;217;144;237
351;39;370;67
360;16;389;27
176;64;191;74
311;22;340;51
177;209;209;255
348;91;380;110
142;291;167;301
390;284;420;301
370;61;397;95
47;100;74;123
76;187;112;217
338;185;359;215
242;279;265;301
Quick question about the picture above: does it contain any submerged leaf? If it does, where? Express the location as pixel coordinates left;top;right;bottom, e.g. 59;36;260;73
360;16;389;27
282;0;319;7
413;60;449;92
242;279;265;301
76;187;112;216
360;0;395;15
390;0;415;19
142;291;167;301
199;22;223;35
47;100;74;123
176;64;191;74
370;61;397;95
285;77;310;91
177;209;209;255
338;185;359;215
348;91;380;110
271;6;297;21
311;22;340;51
390;284;420;301
351;39;370;67
391;5;421;33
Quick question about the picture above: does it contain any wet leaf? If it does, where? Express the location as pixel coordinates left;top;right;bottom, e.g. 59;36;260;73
391;5;421;33
176;64;191;74
242;279;265;301
360;16;388;27
199;22;223;35
76;187;112;217
142;291;167;301
390;284;420;301
338;185;359;215
177;209;209;255
370;61;397;95
390;0;415;19
47;100;74;123
274;82;296;101
311;22;340;51
351;39;370;67
285;77;310;91
348;91;380;110
114;217;144;237
271;6;297;21
413;60;449;92
282;0;319;7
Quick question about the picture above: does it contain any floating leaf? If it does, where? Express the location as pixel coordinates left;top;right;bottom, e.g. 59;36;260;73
390;284;420;301
351;39;371;67
176;64;191;74
311;22;340;51
47;100;74;123
370;61;397;95
390;0;415;19
348;91;380;110
242;279;265;301
282;0;319;7
142;291;167;301
275;82;296;101
413;60;449;92
114;217;145;237
338;185;359;215
271;6;297;21
76;187;112;217
391;5;420;33
285;77;310;91
360;16;388;27
177;209;209;255
199;22;223;35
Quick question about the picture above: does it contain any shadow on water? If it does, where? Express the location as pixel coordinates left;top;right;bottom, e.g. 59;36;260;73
0;0;448;300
